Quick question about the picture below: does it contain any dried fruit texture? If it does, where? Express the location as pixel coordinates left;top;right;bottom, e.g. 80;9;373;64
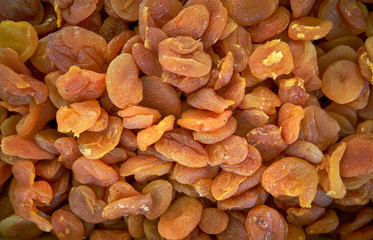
56;100;101;136
187;87;234;113
120;155;172;182
106;30;136;64
162;4;210;39
337;208;373;235
43;26;107;73
338;0;367;31
51;209;84;240
1;135;55;160
249;6;290;43
217;187;259;211
0;64;48;105
234;109;269;137
158;196;203;239
9;160;53;232
132;42;163;77
106;53;142;109
162;70;210;94
288;17;333;41
322;60;365;104
90;229;131;240
0;48;31;75
214;26;252;72
357;120;373;134
206;135;248;166
217;211;249;240
239;87;281;115
318;0;362;40
305;209;339;235
55;0;98;25
72;157;118;187
288;40;318;82
0;21;38;62
358;85;373;120
102;193;153;219
278;103;305;144
77;116;122;159
138;0;183;40
210;52;234;90
319;142;347;199
246;125;288;162
278;77;308;106
105;181;140;203
0;213;43;240
287;223;306;240
262;157;318;208
319;44;357;75
56;66;105;102
117;106;161;129
17;99;57;137
184;0;228;48
284;140;323;164
142;180;173;220
339;225;373;240
158;36;212;78
220;144;262;176
300;106;340;151
177;109;232;132
199;208;229;234
137;115;175;151
69;185;107;223
290;0;316;18
172;163;218;186
141;76;181;117
45;71;72;109
54;137;82;169
245;205;288;240
211;170;247;201
106;0;142;21
222;71;246;110
339;137;373;178
192;116;237;144
249;40;294;79
286;205;325;226
224;0;278;26
155;128;209;168
169;177;200;197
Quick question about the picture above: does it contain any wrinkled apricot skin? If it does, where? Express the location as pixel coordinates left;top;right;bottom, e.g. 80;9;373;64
249;40;294;79
158;36;212;78
106;53;142;109
245;205;288;240
158;196;203;239
262;157;318;208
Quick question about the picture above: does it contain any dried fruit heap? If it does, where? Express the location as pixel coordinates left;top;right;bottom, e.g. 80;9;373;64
0;0;373;239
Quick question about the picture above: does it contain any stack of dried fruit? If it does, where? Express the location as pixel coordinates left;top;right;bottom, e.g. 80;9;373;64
0;0;373;239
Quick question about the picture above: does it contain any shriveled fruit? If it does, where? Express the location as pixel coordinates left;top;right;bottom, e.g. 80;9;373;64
249;40;294;79
199;208;229;234
158;196;203;239
262;157;318;208
245;205;288;240
158;36;212;78
322;60;365;104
